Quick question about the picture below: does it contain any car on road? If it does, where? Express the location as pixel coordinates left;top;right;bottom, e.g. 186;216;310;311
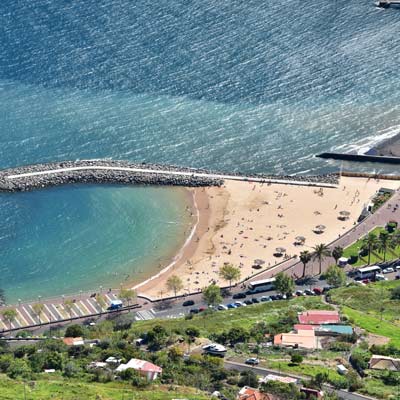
270;295;279;301
198;307;206;312
234;301;246;307
244;299;253;306
383;267;395;274
245;357;259;365
260;296;272;302
190;308;199;314
322;286;332;293
182;300;195;307
304;289;314;296
217;304;228;311
232;293;247;299
295;290;304;296
313;288;323;295
227;303;237;309
251;298;259;303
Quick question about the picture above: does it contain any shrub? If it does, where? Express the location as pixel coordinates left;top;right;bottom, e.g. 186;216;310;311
65;324;84;338
290;353;303;364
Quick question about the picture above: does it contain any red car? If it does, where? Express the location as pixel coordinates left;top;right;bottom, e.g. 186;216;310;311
198;307;206;312
313;288;323;295
362;279;370;284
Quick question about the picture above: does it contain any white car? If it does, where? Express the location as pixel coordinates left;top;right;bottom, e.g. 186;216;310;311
217;304;228;311
234;301;246;307
383;267;394;274
375;274;388;281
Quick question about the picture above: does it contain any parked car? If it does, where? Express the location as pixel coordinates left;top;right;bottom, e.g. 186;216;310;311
182;300;195;307
251;298;259;304
362;279;370;284
313;288;323;295
217;304;228;311
322;286;332;293
383;267;395;274
275;294;284;300
270;295;279;301
304;289;315;296
245;357;259;365
234;301;246;307
375;274;388;281
198;307;206;312
260;296;272;302
232;293;247;299
295;290;304;296
244;300;253;305
227;303;237;309
190;308;199;314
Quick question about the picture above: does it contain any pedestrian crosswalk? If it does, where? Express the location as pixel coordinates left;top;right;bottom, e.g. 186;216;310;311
0;291;122;331
135;309;155;321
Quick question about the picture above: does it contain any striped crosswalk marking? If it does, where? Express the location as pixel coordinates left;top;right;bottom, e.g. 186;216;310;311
44;304;58;322
56;304;69;319
16;309;29;327
0;319;7;330
22;306;36;325
51;304;65;320
85;299;98;314
78;301;91;315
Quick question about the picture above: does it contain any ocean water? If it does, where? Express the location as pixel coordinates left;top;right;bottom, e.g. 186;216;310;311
1;0;400;301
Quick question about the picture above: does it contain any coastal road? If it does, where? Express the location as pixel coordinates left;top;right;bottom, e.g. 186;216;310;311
5;164;338;188
224;360;378;400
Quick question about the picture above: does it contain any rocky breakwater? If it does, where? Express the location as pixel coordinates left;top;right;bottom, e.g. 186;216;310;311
0;160;224;192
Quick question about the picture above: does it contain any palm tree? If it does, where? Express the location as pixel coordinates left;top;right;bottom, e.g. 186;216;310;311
312;243;331;275
331;246;344;265
361;233;378;265
377;231;390;262
299;251;312;278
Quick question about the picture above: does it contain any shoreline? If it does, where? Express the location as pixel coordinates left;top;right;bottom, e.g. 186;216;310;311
131;188;202;294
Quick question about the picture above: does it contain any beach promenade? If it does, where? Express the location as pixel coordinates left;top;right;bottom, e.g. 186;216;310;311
1;177;399;333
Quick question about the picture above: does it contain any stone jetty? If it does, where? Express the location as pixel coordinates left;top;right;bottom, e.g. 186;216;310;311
0;159;340;192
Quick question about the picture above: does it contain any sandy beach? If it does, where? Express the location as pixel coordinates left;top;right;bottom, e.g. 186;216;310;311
136;175;400;299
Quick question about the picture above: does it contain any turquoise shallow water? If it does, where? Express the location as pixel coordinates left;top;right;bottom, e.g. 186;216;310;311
1;0;400;301
0;185;191;302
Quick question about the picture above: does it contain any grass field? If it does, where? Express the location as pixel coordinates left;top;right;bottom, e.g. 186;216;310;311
342;227;400;267
329;281;400;347
0;376;209;400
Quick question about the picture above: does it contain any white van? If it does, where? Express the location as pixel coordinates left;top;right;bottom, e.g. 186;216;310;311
375;274;387;281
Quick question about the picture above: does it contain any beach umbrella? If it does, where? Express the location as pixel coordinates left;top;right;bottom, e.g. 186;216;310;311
254;259;265;265
275;247;286;254
315;224;326;231
295;236;306;243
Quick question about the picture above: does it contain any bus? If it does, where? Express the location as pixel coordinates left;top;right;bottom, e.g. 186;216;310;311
356;265;381;280
247;277;276;292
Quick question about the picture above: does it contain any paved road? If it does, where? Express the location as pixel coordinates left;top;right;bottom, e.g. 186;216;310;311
224;360;378;400
6;164;338;188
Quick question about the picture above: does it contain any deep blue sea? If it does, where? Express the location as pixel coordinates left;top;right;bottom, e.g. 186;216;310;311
0;0;400;301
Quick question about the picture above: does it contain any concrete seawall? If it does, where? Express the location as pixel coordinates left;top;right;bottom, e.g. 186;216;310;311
0;160;340;192
317;152;400;164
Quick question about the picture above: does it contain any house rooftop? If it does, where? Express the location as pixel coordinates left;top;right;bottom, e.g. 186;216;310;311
116;358;162;374
63;337;84;346
369;355;400;371
298;310;340;325
237;386;275;400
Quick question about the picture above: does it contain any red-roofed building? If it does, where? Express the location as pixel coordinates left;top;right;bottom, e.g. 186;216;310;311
237;386;275;400
298;310;340;325
116;358;162;380
63;337;84;346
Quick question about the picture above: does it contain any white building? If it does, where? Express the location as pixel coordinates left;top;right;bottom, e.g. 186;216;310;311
116;358;162;381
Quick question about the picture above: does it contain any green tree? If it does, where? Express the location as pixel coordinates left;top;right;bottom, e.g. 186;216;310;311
299;251;312;278
63;299;75;319
238;370;258;388
1;308;17;330
65;324;84;338
7;358;31;379
361;233;378;265
325;265;346;287
202;284;222;306
274;272;294;296
166;275;184;297
219;263;241;287
118;288;136;306
331;246;344;265
391;285;400;300
261;381;300;400
313;243;331;275
377;231;390;262
290;353;303;364
32;303;45;324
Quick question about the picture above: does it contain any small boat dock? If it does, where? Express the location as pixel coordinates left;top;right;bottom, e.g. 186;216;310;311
375;0;400;7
